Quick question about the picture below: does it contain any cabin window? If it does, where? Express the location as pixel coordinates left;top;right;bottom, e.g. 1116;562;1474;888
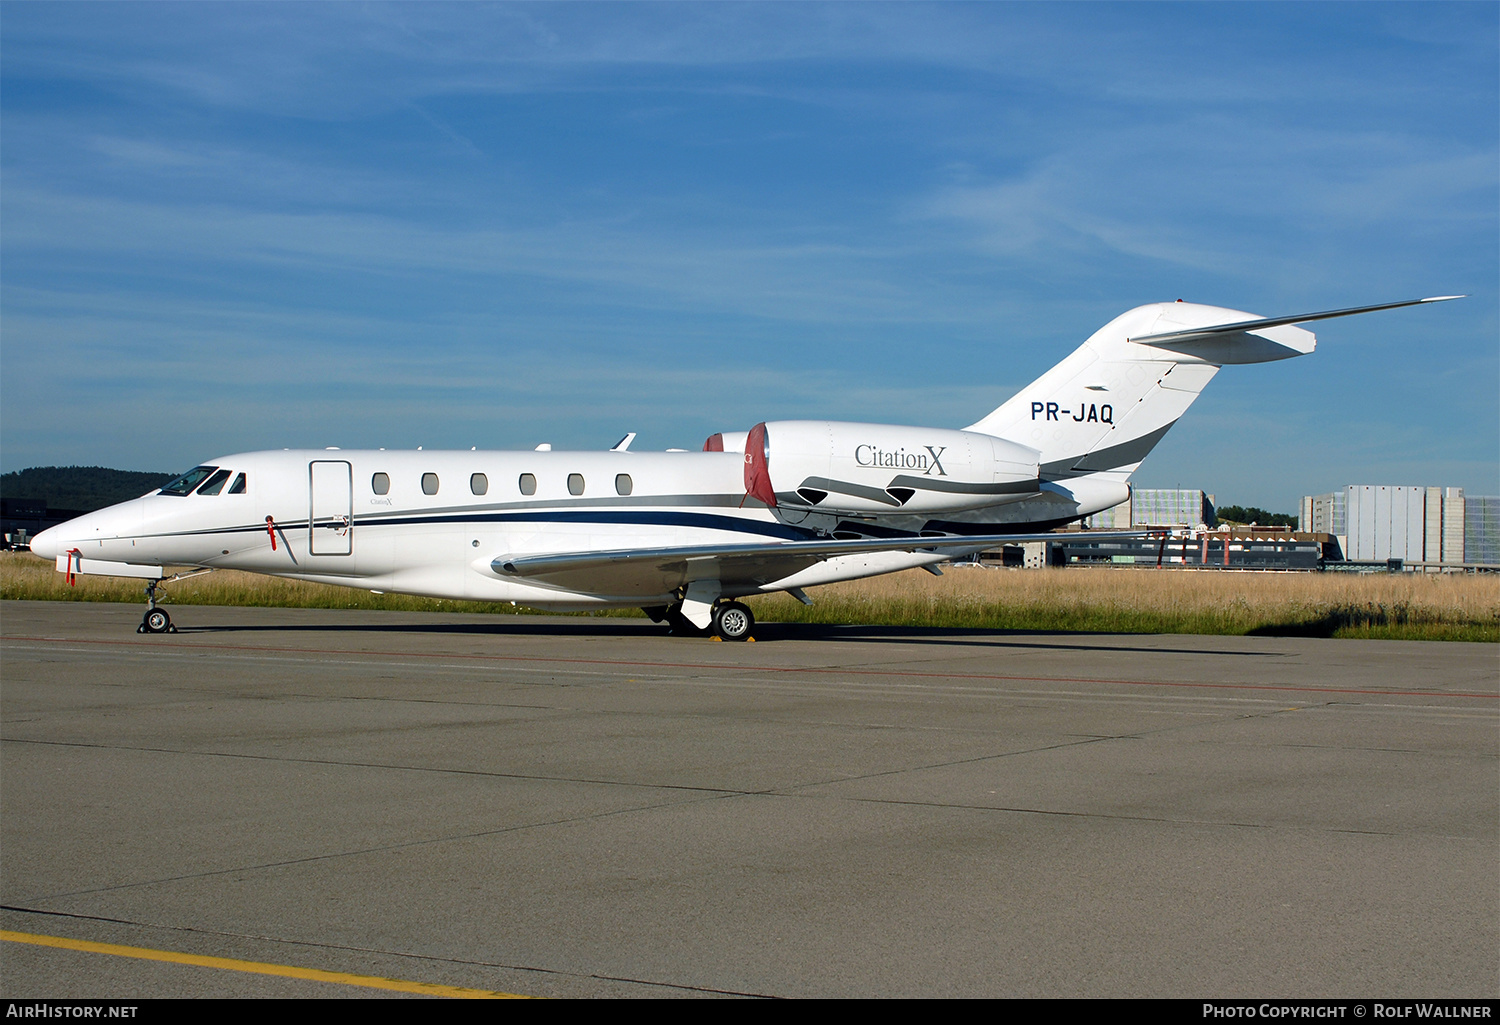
519;473;536;496
196;469;233;496
372;473;390;495
568;473;585;496
422;473;440;495
159;466;217;497
470;473;488;496
228;473;247;495
615;473;632;496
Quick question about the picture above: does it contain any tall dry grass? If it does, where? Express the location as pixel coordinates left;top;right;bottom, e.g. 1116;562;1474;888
2;552;1495;640
740;565;1500;641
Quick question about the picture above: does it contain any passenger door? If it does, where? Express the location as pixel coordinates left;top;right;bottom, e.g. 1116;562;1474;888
309;460;352;556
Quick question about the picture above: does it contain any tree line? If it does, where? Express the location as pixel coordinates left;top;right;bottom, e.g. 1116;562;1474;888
1214;504;1298;528
1;466;175;513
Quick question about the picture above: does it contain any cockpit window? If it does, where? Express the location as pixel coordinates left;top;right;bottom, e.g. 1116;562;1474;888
159;466;218;496
196;469;233;495
228;473;247;495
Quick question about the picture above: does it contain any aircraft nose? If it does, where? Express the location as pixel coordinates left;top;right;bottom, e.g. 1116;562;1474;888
29;523;62;560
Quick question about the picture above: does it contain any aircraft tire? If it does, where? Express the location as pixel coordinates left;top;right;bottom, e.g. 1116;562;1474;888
143;609;171;634
711;601;754;641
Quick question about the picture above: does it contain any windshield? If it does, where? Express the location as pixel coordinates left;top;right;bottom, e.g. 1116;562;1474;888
159;466;218;496
196;469;233;495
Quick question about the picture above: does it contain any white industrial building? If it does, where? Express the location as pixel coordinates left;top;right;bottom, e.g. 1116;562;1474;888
1299;486;1497;567
1071;484;1496;569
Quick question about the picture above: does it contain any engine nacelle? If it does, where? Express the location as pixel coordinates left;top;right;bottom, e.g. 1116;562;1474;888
731;420;1040;516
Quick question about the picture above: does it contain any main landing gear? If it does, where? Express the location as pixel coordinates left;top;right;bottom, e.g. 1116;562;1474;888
643;600;756;641
137;580;176;634
711;601;755;641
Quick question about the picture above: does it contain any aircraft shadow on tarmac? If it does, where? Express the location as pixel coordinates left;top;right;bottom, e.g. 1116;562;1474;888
167;617;1283;658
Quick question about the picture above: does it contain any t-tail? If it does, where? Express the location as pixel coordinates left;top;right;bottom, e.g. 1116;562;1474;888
963;296;1462;518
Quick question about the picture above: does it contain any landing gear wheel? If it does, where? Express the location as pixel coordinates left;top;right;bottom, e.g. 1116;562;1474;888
143;608;172;634
711;601;754;641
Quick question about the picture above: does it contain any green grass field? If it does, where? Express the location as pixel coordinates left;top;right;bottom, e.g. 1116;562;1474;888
3;551;1495;641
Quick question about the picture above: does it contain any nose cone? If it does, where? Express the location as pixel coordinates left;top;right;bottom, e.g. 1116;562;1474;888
29;523;62;560
29;500;145;562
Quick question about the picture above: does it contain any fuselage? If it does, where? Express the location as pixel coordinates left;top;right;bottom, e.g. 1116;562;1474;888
30;447;973;608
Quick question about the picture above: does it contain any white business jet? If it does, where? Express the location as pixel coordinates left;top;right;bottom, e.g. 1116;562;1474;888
30;296;1458;640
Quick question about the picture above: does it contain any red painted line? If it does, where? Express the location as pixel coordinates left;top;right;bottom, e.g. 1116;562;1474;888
6;634;1496;700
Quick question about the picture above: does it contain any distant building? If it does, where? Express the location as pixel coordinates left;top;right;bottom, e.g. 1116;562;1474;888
1300;491;1347;537
1;498;86;550
1299;486;1495;566
1055;532;1322;570
1084;488;1214;529
1467;495;1500;565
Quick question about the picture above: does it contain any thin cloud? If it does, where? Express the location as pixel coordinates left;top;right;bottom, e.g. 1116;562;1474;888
2;4;1494;509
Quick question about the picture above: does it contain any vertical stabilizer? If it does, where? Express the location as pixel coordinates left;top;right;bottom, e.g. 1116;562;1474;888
966;302;1315;483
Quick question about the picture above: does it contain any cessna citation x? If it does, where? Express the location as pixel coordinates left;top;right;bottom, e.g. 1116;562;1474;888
30;296;1458;640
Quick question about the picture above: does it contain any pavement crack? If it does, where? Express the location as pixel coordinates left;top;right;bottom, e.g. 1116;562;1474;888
0;736;751;795
22;788;759;903
830;795;1265;829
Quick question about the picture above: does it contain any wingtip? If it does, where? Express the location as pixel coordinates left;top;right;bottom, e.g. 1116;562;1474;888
1420;295;1466;303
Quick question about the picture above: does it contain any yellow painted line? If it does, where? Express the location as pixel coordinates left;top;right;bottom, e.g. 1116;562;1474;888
1;930;531;998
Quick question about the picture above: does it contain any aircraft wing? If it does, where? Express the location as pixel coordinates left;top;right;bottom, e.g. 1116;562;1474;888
492;530;1154;599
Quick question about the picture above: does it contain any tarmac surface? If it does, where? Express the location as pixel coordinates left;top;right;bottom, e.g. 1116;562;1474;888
2;599;1496;998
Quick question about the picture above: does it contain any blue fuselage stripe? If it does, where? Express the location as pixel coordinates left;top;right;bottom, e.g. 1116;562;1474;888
155;510;817;542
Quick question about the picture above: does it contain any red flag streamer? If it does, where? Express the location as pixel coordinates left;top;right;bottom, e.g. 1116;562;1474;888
265;516;278;551
65;548;80;587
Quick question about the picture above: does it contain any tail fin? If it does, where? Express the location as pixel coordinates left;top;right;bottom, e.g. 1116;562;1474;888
968;297;1466;484
964;301;1305;482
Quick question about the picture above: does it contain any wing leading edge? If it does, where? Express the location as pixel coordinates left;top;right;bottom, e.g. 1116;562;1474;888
493;530;1154;600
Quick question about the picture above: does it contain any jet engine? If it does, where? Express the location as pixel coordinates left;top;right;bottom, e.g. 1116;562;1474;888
707;421;1041;516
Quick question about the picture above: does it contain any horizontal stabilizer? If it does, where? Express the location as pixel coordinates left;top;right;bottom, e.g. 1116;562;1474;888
1129;296;1463;347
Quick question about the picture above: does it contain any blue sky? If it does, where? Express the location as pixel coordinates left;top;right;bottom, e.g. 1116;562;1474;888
2;2;1495;511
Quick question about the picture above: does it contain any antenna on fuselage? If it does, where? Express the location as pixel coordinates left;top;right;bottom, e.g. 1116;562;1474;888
611;433;637;452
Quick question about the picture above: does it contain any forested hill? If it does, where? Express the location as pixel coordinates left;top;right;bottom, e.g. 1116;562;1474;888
1;466;175;512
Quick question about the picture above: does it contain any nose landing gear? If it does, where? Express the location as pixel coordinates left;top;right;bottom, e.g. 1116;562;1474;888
137;580;176;634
